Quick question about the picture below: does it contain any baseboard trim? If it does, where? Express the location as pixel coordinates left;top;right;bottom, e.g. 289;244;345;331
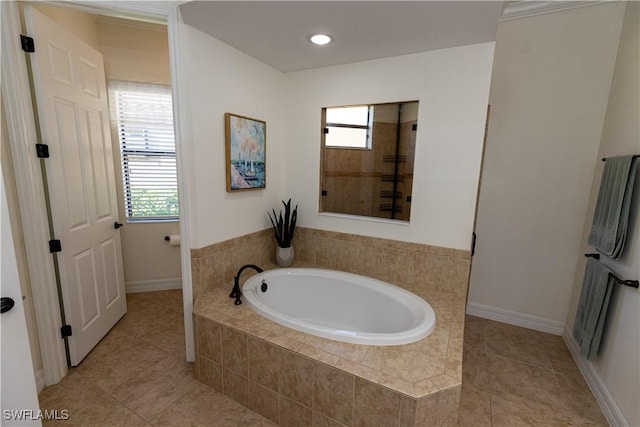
35;367;45;392
125;277;182;294
563;332;627;427
466;302;565;335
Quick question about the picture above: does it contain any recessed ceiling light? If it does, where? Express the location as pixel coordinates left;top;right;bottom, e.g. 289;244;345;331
309;34;332;46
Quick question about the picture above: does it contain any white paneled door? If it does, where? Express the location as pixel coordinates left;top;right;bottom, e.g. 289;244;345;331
25;6;126;366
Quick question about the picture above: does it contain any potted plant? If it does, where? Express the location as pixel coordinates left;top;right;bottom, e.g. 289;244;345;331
268;199;297;267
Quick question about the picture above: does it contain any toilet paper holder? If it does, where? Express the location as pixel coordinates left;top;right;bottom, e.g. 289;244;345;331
164;234;181;247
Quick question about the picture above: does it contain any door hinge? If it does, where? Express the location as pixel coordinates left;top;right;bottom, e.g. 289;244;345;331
36;143;50;158
60;324;73;338
20;35;35;53
471;232;477;257
412;124;417;132
49;239;62;253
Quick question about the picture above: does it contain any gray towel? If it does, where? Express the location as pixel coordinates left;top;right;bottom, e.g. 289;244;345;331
572;258;616;359
588;155;638;259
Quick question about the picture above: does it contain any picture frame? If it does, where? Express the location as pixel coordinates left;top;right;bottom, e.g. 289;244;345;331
225;113;266;191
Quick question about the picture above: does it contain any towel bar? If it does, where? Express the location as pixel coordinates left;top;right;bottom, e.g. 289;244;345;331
609;275;639;288
601;154;639;161
585;254;639;288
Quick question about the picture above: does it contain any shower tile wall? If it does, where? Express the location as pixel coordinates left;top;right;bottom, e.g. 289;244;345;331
322;116;416;220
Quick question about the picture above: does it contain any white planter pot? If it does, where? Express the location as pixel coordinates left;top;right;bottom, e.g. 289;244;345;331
276;246;294;267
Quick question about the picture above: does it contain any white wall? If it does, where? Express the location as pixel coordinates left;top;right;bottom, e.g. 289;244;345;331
178;25;286;249
30;3;99;49
179;25;494;253
96;17;181;287
1;101;44;388
284;43;495;250
566;3;640;425
98;17;170;85
467;3;626;332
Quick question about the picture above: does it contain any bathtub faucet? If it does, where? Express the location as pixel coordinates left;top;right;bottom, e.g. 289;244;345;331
229;264;264;305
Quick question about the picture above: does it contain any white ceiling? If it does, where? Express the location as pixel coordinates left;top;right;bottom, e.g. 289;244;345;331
178;1;504;72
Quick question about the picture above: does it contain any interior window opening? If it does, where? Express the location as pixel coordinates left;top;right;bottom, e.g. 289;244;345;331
324;105;373;149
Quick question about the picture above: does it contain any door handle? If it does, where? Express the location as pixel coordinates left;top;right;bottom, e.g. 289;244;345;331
1;297;15;314
114;221;123;229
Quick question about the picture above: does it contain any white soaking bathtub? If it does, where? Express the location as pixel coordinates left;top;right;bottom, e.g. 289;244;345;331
242;268;435;346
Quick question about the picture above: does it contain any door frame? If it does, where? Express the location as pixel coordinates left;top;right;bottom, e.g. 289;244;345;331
1;0;194;386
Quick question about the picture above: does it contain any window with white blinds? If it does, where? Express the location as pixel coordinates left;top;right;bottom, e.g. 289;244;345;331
111;81;179;221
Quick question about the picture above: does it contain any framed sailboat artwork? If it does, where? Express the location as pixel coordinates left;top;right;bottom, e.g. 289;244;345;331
225;113;266;191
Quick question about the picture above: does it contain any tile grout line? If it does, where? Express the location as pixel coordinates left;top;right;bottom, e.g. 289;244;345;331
481;319;496;427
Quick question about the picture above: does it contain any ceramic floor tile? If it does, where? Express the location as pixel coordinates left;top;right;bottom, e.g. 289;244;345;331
38;290;278;427
484;321;554;370
489;389;602;427
457;383;492;427
546;340;584;379
152;381;274;427
489;350;606;425
40;372;149;426
112;303;181;338
108;356;198;422
44;400;150;426
487;353;562;409
74;341;169;393
39;371;112;415
78;327;141;362
473;316;608;427
141;315;187;361
139;289;185;314
38;298;608;427
551;371;609;425
462;346;489;389
461;315;487;350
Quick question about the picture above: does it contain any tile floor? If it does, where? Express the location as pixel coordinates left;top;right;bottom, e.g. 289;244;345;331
458;315;607;427
38;290;608;426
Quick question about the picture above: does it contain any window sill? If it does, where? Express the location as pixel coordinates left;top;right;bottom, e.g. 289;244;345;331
126;218;180;224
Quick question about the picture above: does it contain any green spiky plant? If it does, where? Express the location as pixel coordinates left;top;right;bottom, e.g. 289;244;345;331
268;199;297;248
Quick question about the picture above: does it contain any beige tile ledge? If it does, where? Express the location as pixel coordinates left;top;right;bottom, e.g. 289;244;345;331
193;262;465;399
295;227;472;259
191;229;273;259
190;227;471;260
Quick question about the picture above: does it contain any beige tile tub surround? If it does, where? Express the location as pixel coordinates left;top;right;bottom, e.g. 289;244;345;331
194;290;465;427
192;227;470;426
294;227;471;297
191;229;276;300
193;228;471;426
191;227;471;299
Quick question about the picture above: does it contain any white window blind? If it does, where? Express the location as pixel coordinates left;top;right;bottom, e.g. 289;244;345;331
110;81;178;221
